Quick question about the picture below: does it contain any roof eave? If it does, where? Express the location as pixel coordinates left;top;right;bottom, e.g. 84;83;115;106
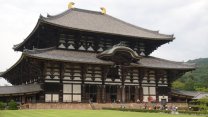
131;65;196;70
1;54;26;81
26;54;113;65
27;51;195;70
13;18;43;51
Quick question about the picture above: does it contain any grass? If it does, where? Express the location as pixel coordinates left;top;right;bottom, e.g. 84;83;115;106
0;110;206;117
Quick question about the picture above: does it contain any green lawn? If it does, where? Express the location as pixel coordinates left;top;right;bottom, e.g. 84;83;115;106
0;110;206;117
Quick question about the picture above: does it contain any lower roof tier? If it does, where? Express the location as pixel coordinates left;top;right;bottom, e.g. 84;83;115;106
24;48;195;70
1;48;195;81
0;84;42;96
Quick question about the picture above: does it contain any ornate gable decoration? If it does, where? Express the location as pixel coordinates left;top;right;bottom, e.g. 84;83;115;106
97;42;141;65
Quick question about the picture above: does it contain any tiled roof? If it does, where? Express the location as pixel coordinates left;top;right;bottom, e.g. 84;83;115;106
193;93;208;99
171;89;200;97
172;89;208;99
0;84;42;96
13;8;174;51
137;57;195;70
26;48;112;65
25;49;195;70
41;8;174;40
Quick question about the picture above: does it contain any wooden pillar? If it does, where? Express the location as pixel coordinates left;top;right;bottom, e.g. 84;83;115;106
20;96;23;104
101;66;109;103
128;86;131;102
155;70;159;102
139;87;143;102
81;65;86;102
139;69;144;102
135;86;139;102
42;62;47;103
121;86;125;103
22;95;26;104
117;86;121;103
81;84;85;102
121;66;125;103
101;85;106;103
96;86;101;103
167;70;172;103
59;63;64;102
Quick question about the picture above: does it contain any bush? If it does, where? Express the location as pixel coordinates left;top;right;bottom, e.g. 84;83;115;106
0;101;5;110
178;110;208;115
102;107;208;115
8;100;18;110
102;107;171;113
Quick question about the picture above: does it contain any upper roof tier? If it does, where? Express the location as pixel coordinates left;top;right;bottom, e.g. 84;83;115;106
14;8;174;52
41;8;174;40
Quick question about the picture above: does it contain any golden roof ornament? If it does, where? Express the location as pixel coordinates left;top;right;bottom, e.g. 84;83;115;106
100;7;106;14
68;2;75;9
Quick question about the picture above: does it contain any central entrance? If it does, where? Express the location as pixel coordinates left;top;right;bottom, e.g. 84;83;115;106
85;84;97;102
106;85;117;102
125;86;136;102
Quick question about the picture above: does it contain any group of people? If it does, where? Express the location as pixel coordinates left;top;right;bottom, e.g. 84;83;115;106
143;102;178;112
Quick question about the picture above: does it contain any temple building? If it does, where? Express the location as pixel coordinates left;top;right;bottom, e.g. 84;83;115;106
0;6;195;104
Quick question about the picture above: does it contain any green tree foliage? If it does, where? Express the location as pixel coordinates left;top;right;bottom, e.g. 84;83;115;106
195;87;208;92
8;100;18;110
172;81;185;90
196;96;208;111
173;58;208;91
0;101;5;110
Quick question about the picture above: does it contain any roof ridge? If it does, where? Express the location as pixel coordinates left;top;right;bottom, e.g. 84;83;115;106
41;8;102;20
41;9;71;20
73;8;103;15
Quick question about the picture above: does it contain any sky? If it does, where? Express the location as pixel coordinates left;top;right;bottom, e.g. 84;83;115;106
0;0;208;85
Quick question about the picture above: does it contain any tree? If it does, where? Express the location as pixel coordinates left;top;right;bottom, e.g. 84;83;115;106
196;96;208;111
172;81;185;90
8;100;18;110
195;87;208;92
0;101;5;110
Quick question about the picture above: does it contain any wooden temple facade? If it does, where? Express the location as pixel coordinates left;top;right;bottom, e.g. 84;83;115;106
0;7;195;104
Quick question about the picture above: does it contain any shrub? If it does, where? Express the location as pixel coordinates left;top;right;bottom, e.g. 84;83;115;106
102;107;208;115
197;96;208;111
102;107;171;113
189;96;208;111
8;100;18;110
0;101;5;110
178;110;208;115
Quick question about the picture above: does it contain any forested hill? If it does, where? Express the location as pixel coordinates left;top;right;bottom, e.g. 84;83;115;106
188;58;208;67
172;58;208;92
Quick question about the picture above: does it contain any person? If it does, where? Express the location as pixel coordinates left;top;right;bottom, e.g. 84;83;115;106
136;99;140;103
153;103;157;110
175;106;178;111
144;102;147;109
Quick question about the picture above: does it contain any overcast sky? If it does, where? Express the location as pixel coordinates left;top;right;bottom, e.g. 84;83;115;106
0;0;208;85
